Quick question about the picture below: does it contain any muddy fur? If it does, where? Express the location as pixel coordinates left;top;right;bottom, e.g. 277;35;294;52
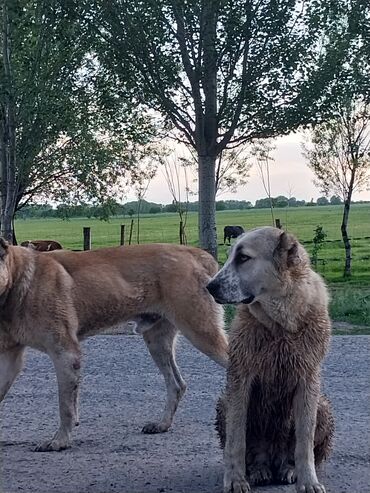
207;227;334;492
215;394;334;484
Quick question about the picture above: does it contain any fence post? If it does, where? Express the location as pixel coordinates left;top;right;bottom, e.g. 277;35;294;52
128;219;134;245
275;218;281;229
120;224;125;246
179;221;183;244
83;227;91;250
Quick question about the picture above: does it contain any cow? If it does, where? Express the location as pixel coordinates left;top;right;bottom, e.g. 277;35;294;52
20;240;63;251
223;226;244;245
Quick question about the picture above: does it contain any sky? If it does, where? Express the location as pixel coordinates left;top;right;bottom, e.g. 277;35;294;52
124;132;370;205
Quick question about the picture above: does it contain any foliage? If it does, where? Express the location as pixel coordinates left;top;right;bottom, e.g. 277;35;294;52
317;197;329;206
162;153;190;244
304;100;370;200
304;97;370;276
311;225;327;269
91;0;362;256
330;195;342;205
251;140;276;224
0;0;158;241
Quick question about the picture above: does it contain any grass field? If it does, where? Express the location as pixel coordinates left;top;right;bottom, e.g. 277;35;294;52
15;203;370;326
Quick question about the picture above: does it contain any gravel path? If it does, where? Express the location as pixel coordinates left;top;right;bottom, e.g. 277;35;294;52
1;335;369;493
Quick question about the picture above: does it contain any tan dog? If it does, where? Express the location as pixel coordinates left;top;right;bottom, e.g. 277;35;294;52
206;227;333;493
0;239;227;451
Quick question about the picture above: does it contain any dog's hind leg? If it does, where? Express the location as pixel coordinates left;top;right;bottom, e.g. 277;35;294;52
174;303;228;368
141;318;186;434
0;343;25;403
35;339;81;452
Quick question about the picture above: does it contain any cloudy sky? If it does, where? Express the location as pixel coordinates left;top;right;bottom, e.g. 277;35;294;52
125;132;370;205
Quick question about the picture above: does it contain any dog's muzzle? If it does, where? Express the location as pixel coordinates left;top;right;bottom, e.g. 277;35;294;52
206;280;226;304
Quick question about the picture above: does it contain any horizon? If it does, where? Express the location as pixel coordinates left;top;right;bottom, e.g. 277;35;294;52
125;132;370;205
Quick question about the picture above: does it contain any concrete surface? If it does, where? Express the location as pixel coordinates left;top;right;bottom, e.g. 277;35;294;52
0;335;369;493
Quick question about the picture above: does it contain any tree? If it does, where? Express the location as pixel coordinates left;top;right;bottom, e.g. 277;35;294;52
162;153;190;244
215;146;251;197
93;0;357;258
131;151;159;244
317;197;329;206
304;99;370;277
0;0;155;242
275;196;289;208
252;141;276;224
330;195;342;205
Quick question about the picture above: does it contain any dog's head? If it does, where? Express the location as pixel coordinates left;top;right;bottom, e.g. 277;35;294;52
207;227;307;305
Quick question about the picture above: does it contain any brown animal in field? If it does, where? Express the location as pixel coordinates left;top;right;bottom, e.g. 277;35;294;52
0;240;227;452
207;227;334;493
21;240;63;251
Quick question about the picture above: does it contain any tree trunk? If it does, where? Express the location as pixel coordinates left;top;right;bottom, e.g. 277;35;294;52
341;199;351;277
0;1;17;244
341;167;355;277
198;154;217;258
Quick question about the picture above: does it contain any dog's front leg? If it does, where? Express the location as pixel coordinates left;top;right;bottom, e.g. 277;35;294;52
223;375;252;493
293;376;325;493
0;344;25;402
35;344;81;452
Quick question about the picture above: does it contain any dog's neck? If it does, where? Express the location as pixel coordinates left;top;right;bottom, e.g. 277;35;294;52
1;247;35;312
247;269;327;333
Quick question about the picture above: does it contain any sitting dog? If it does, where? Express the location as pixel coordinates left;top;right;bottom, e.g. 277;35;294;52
0;240;227;451
207;227;334;493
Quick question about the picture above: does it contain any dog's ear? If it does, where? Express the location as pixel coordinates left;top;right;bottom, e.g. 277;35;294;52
274;232;300;269
0;238;9;260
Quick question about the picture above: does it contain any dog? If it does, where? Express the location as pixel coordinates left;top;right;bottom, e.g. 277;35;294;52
206;227;334;493
0;239;228;452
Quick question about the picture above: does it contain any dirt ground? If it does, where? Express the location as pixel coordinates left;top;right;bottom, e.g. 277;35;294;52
0;335;369;493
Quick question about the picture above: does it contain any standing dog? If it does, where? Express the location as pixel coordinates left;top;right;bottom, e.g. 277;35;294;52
207;227;334;493
0;240;227;451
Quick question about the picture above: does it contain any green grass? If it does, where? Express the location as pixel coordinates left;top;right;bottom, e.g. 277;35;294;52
15;203;370;327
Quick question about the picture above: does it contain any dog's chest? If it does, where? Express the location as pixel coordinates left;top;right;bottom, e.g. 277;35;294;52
231;326;312;387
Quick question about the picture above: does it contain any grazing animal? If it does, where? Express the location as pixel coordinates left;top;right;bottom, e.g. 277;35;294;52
223;225;245;245
21;239;63;251
207;227;334;493
0;240;227;452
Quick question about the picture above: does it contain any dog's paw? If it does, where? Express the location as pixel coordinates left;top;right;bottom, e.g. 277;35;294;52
34;431;71;452
224;472;251;493
34;439;70;452
248;465;273;485
141;422;170;434
296;481;326;493
278;464;296;484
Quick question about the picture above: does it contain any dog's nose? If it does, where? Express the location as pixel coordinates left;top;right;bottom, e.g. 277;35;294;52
206;280;219;299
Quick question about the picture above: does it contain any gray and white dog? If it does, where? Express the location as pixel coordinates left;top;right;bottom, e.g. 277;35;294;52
207;227;334;493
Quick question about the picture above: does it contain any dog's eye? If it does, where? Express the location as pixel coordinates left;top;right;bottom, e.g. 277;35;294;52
236;253;251;263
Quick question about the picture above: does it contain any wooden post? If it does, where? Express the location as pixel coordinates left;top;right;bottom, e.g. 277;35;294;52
83;227;91;250
275;218;281;229
128;219;134;245
179;221;183;244
120;224;125;245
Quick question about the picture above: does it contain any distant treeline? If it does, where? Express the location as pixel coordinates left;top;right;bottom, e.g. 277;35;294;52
15;196;369;220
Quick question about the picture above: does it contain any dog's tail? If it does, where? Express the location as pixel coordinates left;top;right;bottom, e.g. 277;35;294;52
314;394;335;465
189;248;219;277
